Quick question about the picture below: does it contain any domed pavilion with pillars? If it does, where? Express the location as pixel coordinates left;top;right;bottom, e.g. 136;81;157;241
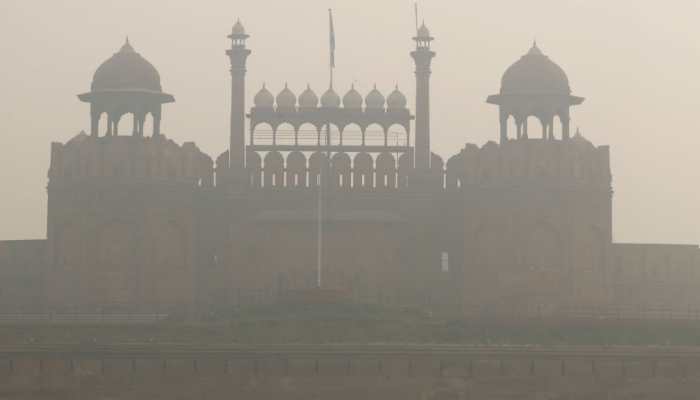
78;39;174;137
487;42;584;143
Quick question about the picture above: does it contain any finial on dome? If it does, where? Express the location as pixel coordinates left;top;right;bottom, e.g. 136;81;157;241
528;40;543;56
232;18;246;35
119;36;135;53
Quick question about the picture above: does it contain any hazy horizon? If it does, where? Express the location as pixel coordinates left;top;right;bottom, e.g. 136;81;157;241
1;0;699;244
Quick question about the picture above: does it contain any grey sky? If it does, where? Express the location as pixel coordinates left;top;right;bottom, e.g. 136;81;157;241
1;0;699;244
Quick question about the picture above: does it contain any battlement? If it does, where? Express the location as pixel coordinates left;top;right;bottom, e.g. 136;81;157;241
446;136;611;189
48;132;213;187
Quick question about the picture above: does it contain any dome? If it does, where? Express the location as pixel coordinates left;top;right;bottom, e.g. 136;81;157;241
342;85;363;109
254;84;274;108
91;39;162;92
232;19;246;36
299;85;318;109
276;84;297;111
320;87;341;108
500;42;571;95
365;85;385;110
387;85;407;110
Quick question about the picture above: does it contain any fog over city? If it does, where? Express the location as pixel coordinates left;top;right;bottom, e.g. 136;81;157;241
1;0;699;244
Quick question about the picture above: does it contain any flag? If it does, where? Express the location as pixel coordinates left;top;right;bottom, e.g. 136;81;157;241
329;9;336;68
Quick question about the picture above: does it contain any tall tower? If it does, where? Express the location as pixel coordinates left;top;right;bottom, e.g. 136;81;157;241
226;19;251;174
411;22;436;171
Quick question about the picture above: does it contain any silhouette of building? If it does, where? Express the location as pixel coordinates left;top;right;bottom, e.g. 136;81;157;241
1;20;699;317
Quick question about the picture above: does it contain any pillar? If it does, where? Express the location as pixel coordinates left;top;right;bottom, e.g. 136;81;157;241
548;117;555;140
90;105;100;137
541;118;547;140
106;114;113;136
226;26;252;174
561;111;570;140
132;114;139;136
153;110;162;137
411;35;436;170
523;118;529;139
499;110;508;144
113;115;120;136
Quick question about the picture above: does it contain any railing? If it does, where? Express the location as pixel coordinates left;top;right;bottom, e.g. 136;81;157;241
252;128;409;148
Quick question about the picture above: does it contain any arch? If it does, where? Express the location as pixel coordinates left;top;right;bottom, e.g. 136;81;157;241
308;151;329;187
353;152;373;190
285;151;307;188
364;123;385;147
446;153;464;190
525;115;543;140
297;122;319;146
331;152;351;190
275;122;296;146
252;122;274;145
246;150;262;188
375;152;396;190
550;114;564;141
340;123;363;146
507;113;520;141
387;123;409;147
263;151;284;188
397;152;412;188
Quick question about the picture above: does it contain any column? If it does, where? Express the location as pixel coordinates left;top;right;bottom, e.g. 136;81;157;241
153;110;162;137
500;109;508;144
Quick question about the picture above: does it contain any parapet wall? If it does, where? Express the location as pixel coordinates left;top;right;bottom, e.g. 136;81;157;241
448;137;611;188
49;132;213;187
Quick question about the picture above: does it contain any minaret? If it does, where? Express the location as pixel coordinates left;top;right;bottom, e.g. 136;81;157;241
226;19;251;174
411;22;436;171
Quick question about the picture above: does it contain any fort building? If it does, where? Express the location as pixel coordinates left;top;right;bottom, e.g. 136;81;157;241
1;20;699;317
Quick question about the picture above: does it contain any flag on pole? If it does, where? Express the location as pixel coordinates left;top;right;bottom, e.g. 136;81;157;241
329;9;336;68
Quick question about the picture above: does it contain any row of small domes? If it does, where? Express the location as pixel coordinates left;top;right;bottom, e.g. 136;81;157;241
254;84;408;110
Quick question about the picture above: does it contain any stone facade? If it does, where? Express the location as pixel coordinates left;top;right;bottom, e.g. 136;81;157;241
1;21;699;317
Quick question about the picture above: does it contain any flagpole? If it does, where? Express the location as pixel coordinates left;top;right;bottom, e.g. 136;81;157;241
317;9;336;289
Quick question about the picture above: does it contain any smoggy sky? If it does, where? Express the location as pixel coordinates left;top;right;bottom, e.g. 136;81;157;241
1;0;699;244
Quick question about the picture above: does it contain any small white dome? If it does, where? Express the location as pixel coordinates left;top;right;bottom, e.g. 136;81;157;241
342;85;363;109
276;84;297;111
254;84;274;108
387;85;407;110
321;87;341;108
365;85;385;110
299;85;318;109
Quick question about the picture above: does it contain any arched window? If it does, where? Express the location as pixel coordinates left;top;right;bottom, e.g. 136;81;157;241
286;151;307;188
375;152;396;190
263;151;284;188
331;152;351;190
353;152;373;190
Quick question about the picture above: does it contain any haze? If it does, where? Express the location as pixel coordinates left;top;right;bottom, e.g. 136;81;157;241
1;0;699;244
